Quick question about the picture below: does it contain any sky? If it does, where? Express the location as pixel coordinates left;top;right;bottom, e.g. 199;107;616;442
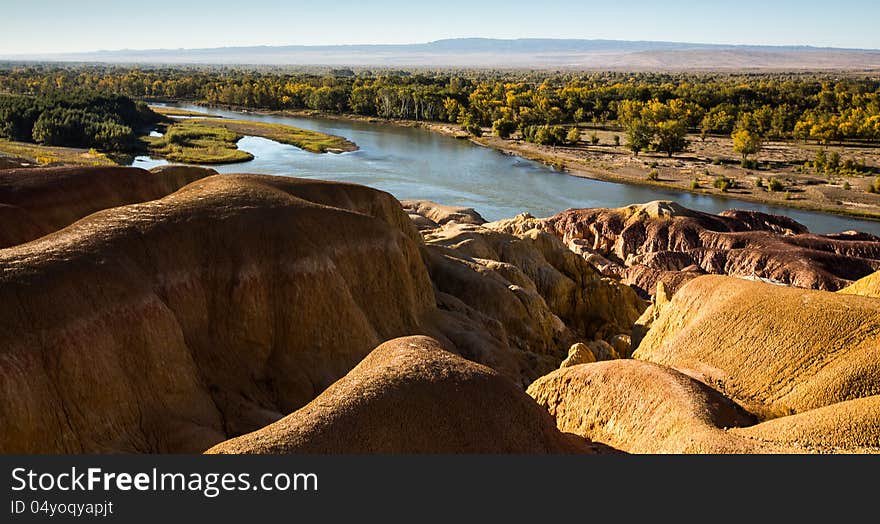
1;0;879;55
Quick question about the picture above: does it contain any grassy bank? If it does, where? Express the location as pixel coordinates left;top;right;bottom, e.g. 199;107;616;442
0;139;116;167
189;118;357;153
146;105;358;163
145;121;254;164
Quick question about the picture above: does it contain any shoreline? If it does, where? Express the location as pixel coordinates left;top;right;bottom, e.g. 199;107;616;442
174;101;880;223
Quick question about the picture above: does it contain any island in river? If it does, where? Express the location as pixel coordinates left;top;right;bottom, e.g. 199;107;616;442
144;105;357;164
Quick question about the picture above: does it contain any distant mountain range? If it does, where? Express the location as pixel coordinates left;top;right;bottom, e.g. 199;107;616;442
5;38;880;70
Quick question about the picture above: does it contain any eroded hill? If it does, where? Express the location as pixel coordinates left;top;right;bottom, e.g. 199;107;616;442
1;167;877;454
0;167;640;453
547;201;880;296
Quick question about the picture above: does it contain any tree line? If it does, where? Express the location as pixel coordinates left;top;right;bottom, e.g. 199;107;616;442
1;65;879;151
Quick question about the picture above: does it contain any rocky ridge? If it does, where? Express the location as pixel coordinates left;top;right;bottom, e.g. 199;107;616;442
1;166;878;454
546;200;880;296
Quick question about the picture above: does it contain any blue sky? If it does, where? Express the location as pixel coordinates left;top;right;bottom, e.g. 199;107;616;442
1;0;878;54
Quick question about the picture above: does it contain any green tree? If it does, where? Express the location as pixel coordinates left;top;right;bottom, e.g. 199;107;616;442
700;106;735;140
492;118;517;139
732;129;762;165
443;98;463;123
624;119;652;156
461;114;482;137
349;86;378;115
654;120;688;157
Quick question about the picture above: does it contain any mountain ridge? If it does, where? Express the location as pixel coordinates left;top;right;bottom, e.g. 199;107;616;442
5;37;880;70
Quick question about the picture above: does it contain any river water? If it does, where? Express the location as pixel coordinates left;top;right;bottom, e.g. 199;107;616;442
134;104;880;235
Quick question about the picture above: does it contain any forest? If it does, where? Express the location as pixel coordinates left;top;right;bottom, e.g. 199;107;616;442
0;88;159;152
0;65;879;157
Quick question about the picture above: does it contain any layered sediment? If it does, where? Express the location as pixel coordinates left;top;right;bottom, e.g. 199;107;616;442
0;167;641;453
0;165;216;248
547;201;880;296
2;167;878;455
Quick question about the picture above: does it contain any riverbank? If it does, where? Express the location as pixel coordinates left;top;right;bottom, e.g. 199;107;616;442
189;102;880;222
0;139;116;167
469;135;880;222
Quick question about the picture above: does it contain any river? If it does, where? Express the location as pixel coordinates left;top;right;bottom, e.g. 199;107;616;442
134;104;880;235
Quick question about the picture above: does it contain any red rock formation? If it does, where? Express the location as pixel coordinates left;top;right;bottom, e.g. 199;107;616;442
415;212;647;378
547;200;880;295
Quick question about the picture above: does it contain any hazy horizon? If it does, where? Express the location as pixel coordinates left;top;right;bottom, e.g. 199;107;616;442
3;37;880;58
2;0;879;55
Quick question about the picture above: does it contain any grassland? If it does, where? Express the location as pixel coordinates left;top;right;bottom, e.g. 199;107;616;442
145;121;254;164
0;139;116;167
188;118;358;153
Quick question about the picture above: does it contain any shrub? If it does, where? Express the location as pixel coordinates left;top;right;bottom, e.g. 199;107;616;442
468;124;483;137
613;135;620;146
647;169;659;181
767;177;784;192
522;124;567;146
755;177;764;189
740;158;758;169
589;133;600;145
827;151;841;174
462;115;482;137
814;150;827;173
492;118;517;139
843;181;851;190
566;126;581;145
713;175;735;192
690;178;700;190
